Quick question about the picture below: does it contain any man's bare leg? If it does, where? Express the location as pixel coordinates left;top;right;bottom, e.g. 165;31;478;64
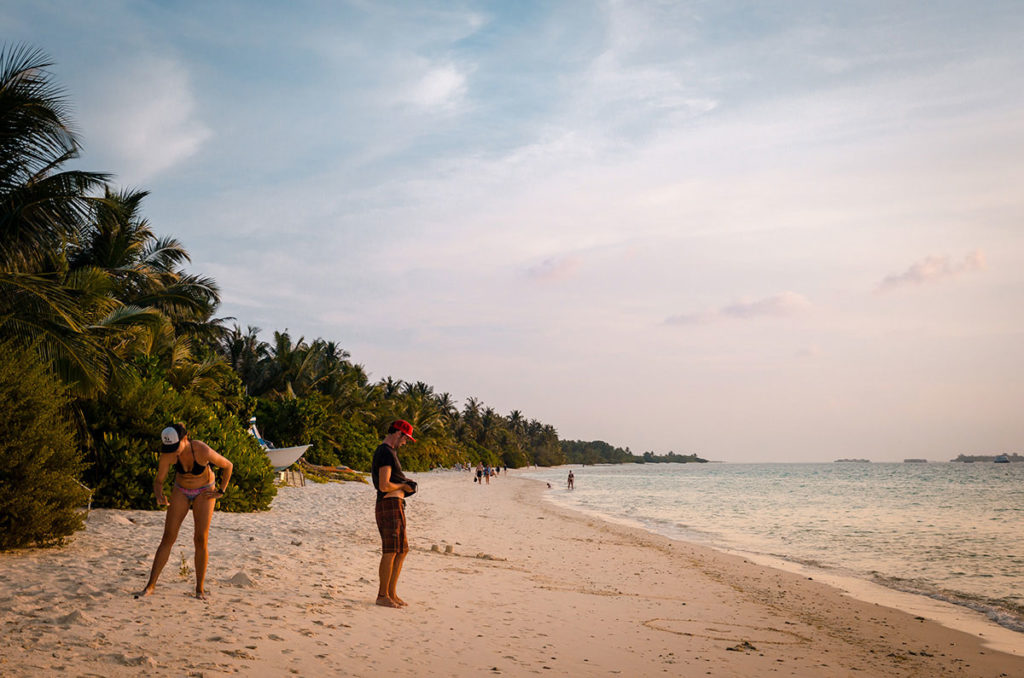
388;552;407;606
377;553;401;607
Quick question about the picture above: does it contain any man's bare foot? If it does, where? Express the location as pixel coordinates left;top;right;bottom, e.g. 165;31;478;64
392;596;408;607
195;590;208;600
133;587;154;599
375;595;400;608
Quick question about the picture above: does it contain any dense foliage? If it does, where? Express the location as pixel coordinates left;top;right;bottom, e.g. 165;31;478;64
226;336;565;472
562;440;707;465
0;45;270;521
636;451;707;464
0;340;90;548
562;440;637;464
80;366;275;511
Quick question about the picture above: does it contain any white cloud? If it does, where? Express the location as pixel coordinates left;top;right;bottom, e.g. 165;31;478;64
80;56;210;183
878;250;986;292
404;63;468;110
667;292;812;325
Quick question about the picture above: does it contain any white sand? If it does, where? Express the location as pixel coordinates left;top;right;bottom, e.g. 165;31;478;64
1;471;1022;677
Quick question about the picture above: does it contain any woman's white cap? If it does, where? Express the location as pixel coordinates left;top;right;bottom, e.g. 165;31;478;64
160;426;181;452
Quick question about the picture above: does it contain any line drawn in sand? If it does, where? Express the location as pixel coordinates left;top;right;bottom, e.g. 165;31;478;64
643;618;811;645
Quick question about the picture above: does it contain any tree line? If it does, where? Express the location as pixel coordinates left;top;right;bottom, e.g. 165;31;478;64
561;440;706;465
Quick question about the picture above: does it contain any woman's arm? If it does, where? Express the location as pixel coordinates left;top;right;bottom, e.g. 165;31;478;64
154;453;174;506
196;441;233;493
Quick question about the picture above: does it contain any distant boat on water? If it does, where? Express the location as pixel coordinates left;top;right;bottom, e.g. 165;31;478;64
247;417;310;471
994;454;1010;463
903;458;928;463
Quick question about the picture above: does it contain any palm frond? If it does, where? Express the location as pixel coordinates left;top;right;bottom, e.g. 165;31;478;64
92;304;164;331
141;235;191;272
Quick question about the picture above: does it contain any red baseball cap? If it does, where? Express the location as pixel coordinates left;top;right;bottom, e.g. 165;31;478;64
393;420;416;442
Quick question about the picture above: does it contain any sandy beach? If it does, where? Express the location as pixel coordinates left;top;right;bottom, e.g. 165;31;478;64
1;471;1022;677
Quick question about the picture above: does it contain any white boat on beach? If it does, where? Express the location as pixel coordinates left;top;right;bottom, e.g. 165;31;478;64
247;417;310;471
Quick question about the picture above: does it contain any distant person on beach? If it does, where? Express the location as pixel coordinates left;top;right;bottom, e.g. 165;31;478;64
567;470;575;490
476;462;484;484
372;420;417;608
136;423;233;600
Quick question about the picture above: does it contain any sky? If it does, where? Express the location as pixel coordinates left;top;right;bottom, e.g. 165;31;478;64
5;1;1024;462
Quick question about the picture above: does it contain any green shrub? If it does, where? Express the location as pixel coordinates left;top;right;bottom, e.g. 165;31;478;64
81;367;276;511
256;395;377;470
332;418;377;470
0;341;90;549
256;396;327;461
187;403;276;512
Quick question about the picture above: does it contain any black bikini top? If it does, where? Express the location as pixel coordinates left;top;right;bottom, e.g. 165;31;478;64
174;445;209;475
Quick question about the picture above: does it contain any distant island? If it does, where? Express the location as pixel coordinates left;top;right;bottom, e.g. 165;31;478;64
951;453;1022;463
903;458;928;463
835;458;870;463
562;440;708;465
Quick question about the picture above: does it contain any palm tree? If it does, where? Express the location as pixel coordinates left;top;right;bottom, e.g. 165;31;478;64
507;409;525;436
479;407;501;447
258;330;304;398
221;324;269;394
72;187;222;337
435;392;458;428
380;377;405;400
0;45;112;392
0;44;108;272
60;187;231;394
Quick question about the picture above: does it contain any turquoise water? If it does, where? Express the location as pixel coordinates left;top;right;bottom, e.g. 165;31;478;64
524;462;1024;631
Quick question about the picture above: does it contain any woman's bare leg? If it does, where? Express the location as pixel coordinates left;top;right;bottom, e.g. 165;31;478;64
191;493;216;599
136;490;190;597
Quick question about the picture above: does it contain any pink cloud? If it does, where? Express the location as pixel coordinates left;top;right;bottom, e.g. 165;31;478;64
878;250;985;292
666;291;812;325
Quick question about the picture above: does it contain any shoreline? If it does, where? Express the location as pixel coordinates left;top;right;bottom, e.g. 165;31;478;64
529;474;1024;656
526;461;1024;642
1;471;1022;676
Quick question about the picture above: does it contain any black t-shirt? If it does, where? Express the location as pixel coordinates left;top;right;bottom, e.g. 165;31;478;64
371;443;408;500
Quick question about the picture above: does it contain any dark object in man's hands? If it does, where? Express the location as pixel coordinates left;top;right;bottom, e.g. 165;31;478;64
404;479;418;497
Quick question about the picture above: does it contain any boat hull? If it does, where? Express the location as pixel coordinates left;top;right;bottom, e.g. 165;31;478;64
266;445;310;471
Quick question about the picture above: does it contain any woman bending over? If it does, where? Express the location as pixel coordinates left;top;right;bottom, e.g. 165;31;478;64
136;423;232;599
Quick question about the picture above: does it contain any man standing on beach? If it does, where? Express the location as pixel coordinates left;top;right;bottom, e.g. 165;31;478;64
372;420;416;608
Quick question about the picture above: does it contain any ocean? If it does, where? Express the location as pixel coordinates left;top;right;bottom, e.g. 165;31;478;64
523;462;1024;633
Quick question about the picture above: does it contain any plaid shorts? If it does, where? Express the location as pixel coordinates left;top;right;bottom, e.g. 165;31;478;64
375;496;409;554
